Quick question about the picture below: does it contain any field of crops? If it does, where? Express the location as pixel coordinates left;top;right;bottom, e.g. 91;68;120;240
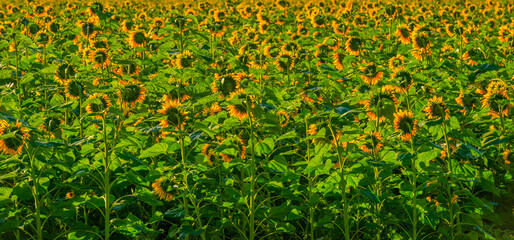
0;0;513;239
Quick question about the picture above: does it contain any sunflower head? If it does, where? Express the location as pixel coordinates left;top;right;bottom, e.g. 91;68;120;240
0;120;29;155
412;33;430;50
504;150;513;165
346;37;362;55
481;89;510;118
391;70;413;90
275;52;294;72
455;90;479;114
128;30;147;48
80;22;96;38
211;73;240;98
157;99;188;130
89;48;110;69
393;110;418;141
86;93;112;120
152;177;179;201
119;83;147;108
65;80;85;99
424;96;450;120
54;63;77;85
175;50;194;69
359;131;383;155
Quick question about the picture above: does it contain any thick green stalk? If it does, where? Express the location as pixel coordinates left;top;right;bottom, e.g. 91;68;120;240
409;136;417;240
27;147;43;240
246;99;257;240
305;118;315;240
327;121;350;240
102;117;111;240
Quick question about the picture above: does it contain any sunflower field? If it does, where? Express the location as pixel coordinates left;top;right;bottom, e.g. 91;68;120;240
0;0;513;239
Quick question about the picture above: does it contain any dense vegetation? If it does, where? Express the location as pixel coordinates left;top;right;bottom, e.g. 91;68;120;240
0;0;513;239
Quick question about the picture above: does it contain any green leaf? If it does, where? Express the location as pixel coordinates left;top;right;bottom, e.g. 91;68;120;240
417;150;438;170
255;138;274;156
139;143;168;158
0;187;13;200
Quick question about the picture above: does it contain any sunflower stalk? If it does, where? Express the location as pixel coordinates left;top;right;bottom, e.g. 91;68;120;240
246;97;257;240
102;116;112;240
442;121;460;237
327;120;350;240
409;133;418;240
179;132;191;240
305;117;315;240
26;146;43;240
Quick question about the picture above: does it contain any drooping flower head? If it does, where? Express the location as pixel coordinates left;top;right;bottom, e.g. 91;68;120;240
394;110;418;141
0;120;29;155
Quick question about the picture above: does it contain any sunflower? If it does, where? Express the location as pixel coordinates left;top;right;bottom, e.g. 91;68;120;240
388;55;405;71
201;143;216;165
455;89;479;114
48;22;60;33
412;32;431;50
296;25;310;37
35;32;50;47
213;9;227;22
80;21;97;39
424;96;450;120
391;70;413;91
118;82;147;108
332;21;350;35
332;51;345;70
54;63;77;85
275;52;295;72
152;177;179;202
211;73;240;99
64;80;85;99
174;50;194;69
120;20;135;32
393;110;418;141
0;120;29;155
276;110;290;127
310;13;325;28
227;104;249;121
89;48;110;69
202;102;222;116
249;54;267;70
395;24;411;44
346;37;363;56
40;116;63;138
481;88;511;118
360;62;383;85
359;132;383;155
504;150;513;165
85;93;111;120
127;29;147;48
157;98;188;130
498;26;512;43
90;39;109;49
113;62;141;76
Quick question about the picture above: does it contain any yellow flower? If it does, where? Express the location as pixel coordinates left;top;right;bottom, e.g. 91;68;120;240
394;110;418;141
85;93;112;120
152;177;178;202
423;96;450;120
0;120;29;156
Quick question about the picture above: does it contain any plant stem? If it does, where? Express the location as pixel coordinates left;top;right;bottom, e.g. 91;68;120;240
27;146;43;240
246;98;257;240
102;117;111;240
442;121;459;237
179;133;190;240
327;120;350;240
305;118;315;240
409;135;417;240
